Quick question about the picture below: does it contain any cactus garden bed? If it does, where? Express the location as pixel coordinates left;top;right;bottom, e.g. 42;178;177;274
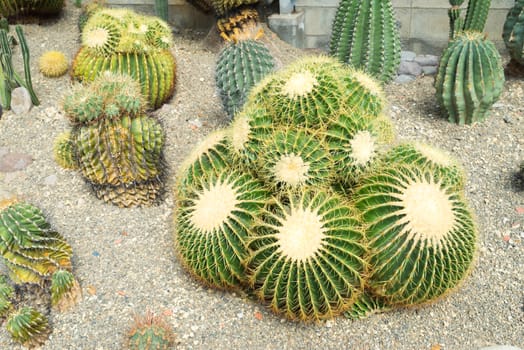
0;2;523;349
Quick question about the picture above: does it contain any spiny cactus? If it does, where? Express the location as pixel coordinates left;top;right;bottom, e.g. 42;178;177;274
6;306;50;348
128;310;175;350
0;0;64;18
329;0;401;83
448;0;492;40
216;26;274;118
60;73;166;207
344;291;391;320
435;31;504;125
38;51;68;78
354;163;477;305
217;7;259;42
51;270;82;312
502;0;524;66
209;0;259;17
53;131;78;170
72;8;176;109
0;275;14;318
248;188;366;321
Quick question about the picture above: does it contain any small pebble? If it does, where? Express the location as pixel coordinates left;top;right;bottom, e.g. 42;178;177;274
10;87;32;115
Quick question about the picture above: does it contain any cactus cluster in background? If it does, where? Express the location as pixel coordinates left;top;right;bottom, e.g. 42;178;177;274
435;31;504;125
0;25;39;110
328;0;401;83
174;55;478;322
503;0;524;68
56;73;166;208
72;8;176;110
0;0;65;19
0;197;81;348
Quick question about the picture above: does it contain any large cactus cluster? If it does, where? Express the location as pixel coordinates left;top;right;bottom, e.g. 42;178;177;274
328;0;401;83
0;0;64;19
55;73;166;208
174;56;478;321
503;0;524;68
0;197;81;348
72;8;176;110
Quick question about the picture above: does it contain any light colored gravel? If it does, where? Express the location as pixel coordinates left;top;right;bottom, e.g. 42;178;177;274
0;2;522;349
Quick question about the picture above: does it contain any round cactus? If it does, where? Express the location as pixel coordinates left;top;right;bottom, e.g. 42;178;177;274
354;163;477;305
51;270;82;312
435;31;505;125
0;275;14;318
53;131;78;170
6;306;50;348
128;310;175;350
248;188;366;321
342;69;387;118
175;168;270;289
503;0;524;65
38;51;68;78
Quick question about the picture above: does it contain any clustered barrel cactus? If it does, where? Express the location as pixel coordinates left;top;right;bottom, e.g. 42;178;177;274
503;0;524;67
56;72;166;208
329;0;401;83
0;197;81;348
174;55;478;321
0;0;64;18
72;8;176;109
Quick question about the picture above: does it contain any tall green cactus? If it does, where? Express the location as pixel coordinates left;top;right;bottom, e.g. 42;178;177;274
155;0;169;21
0;25;39;110
329;0;401;83
58;73;166;208
448;0;492;40
502;0;524;65
435;31;504;125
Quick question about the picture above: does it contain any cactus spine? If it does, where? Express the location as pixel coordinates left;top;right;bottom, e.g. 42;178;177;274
435;31;504;125
448;0;492;40
502;0;524;66
329;0;401;82
6;307;51;348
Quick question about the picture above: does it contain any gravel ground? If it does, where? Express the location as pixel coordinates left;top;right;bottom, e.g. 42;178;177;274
0;3;523;349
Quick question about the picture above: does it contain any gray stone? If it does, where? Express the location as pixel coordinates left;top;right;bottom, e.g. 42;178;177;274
401;50;416;62
398;61;423;76
394;74;416;84
414;54;440;66
0;152;33;172
422;66;438;75
10;87;32;115
479;347;523;350
43;174;58;186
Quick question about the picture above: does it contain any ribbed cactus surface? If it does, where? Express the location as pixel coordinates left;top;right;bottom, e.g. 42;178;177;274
72;8;176;110
435;31;504;125
216;39;274;118
6;306;50;348
209;0;259;17
128;311;175;350
0;0;64;18
503;0;524;65
354;163;477;305
329;0;401;82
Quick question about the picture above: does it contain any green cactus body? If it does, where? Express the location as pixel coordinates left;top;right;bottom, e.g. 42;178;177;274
6;306;50;348
435;31;504;125
463;0;491;33
503;0;524;65
72;9;176;110
329;0;401;83
248;188;366;321
354;164;477;305
341;69;387;118
0;275;14;318
209;0;259;17
257;128;334;191
0;202;73;284
0;0;64;18
128;311;175;350
53;132;78;170
51;270;82;312
175;169;270;289
344;291;391;320
216;39;274;118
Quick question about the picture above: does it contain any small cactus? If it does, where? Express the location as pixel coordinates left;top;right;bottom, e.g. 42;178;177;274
53;131;79;170
39;51;68;78
128;310;175;350
6;306;51;349
0;275;14;318
51;270;82;312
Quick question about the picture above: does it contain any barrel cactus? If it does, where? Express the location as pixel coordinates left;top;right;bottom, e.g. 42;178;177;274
59;73;166;207
0;0;64;18
503;0;524;66
354;163;477;305
248;188;366;321
51;270;82;312
435;31;504;125
128;311;175;350
0;275;14;317
6;306;50;348
216;26;274;118
39;51;68;78
329;0;401;82
72;8;176;109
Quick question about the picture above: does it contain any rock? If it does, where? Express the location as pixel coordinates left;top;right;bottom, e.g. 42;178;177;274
479;347;523;350
414;54;439;66
401;50;416;62
10;87;32;114
394;74;416;84
43;174;58;186
422;66;438;75
0;152;33;172
398;61;423;76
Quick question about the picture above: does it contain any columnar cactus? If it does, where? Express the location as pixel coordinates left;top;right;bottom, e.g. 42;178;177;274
329;0;401;82
435;31;504;125
0;0;64;18
216;26;274;118
448;0;492;40
503;0;524;66
58;73;166;207
72;8;176;109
